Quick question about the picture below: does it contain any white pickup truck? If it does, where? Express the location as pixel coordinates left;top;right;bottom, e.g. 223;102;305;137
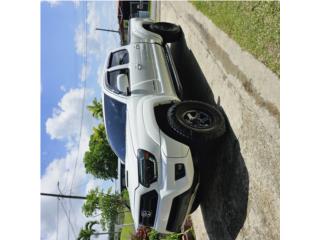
101;18;225;234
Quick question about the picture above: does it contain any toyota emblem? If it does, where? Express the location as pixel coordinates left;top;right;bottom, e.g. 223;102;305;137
141;210;152;218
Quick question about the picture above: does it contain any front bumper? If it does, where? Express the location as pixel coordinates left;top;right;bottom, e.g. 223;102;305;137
152;133;198;233
166;186;196;232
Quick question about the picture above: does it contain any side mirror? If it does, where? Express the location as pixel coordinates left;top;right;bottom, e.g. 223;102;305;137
116;74;130;95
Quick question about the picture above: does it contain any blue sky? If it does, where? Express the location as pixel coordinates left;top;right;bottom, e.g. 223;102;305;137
41;1;84;173
41;1;120;239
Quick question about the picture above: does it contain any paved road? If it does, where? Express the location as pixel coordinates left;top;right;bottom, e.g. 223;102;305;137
161;2;280;240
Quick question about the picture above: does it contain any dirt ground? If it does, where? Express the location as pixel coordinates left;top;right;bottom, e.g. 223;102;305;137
160;2;280;240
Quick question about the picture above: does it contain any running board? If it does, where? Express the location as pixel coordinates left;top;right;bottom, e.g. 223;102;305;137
164;44;184;100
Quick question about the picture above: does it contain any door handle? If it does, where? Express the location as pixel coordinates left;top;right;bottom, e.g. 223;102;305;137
135;63;142;70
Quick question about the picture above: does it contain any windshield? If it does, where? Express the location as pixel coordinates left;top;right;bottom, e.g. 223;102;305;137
103;94;127;161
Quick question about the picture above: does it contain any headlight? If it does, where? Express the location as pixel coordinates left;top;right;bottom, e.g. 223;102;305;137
137;149;158;187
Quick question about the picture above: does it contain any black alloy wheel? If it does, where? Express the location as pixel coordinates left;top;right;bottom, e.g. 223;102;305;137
167;100;226;144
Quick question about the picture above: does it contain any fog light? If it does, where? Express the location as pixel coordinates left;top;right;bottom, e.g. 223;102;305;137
175;163;185;180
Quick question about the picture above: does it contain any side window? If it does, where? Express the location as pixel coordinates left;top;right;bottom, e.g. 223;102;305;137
105;69;130;96
109;50;129;68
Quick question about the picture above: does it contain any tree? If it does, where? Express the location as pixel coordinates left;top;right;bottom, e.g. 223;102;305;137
83;123;118;180
87;97;103;119
77;221;98;240
82;188;129;231
77;221;119;240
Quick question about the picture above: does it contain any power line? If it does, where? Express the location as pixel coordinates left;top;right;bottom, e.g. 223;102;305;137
68;2;88;238
96;27;120;33
69;0;88;196
57;182;78;240
56;197;59;240
63;0;86;195
57;182;79;239
59;198;77;238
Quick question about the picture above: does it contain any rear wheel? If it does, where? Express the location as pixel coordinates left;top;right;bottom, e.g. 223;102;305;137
167;100;226;144
148;22;182;43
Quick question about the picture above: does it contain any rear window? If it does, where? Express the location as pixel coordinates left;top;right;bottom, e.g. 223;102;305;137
108;50;129;68
103;94;126;160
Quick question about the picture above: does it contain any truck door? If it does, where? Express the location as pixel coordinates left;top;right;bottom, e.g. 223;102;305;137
127;43;159;95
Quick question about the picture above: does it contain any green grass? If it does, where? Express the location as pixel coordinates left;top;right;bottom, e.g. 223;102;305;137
120;211;134;240
148;1;152;14
148;1;153;19
191;1;280;76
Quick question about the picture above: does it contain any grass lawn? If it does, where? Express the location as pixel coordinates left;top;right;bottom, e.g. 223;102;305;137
148;0;152;14
191;1;280;76
120;211;134;240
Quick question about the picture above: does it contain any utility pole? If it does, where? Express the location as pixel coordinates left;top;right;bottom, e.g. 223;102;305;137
95;27;120;34
40;181;87;200
40;192;86;200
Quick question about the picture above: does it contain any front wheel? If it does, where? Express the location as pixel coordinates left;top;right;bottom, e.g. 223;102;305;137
167;101;226;144
148;22;182;43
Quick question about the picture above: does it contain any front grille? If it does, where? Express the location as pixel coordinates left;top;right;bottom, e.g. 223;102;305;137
139;190;158;227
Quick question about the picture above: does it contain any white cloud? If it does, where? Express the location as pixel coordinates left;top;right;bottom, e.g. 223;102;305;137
41;136;90;194
97;62;105;87
42;88;109;240
41;145;110;240
85;178;111;194
79;64;91;82
74;23;86;56
74;1;120;59
46;0;60;7
74;1;120;89
60;85;66;92
73;0;80;8
86;2;100;43
46;0;79;9
41;136;91;239
45;88;94;141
